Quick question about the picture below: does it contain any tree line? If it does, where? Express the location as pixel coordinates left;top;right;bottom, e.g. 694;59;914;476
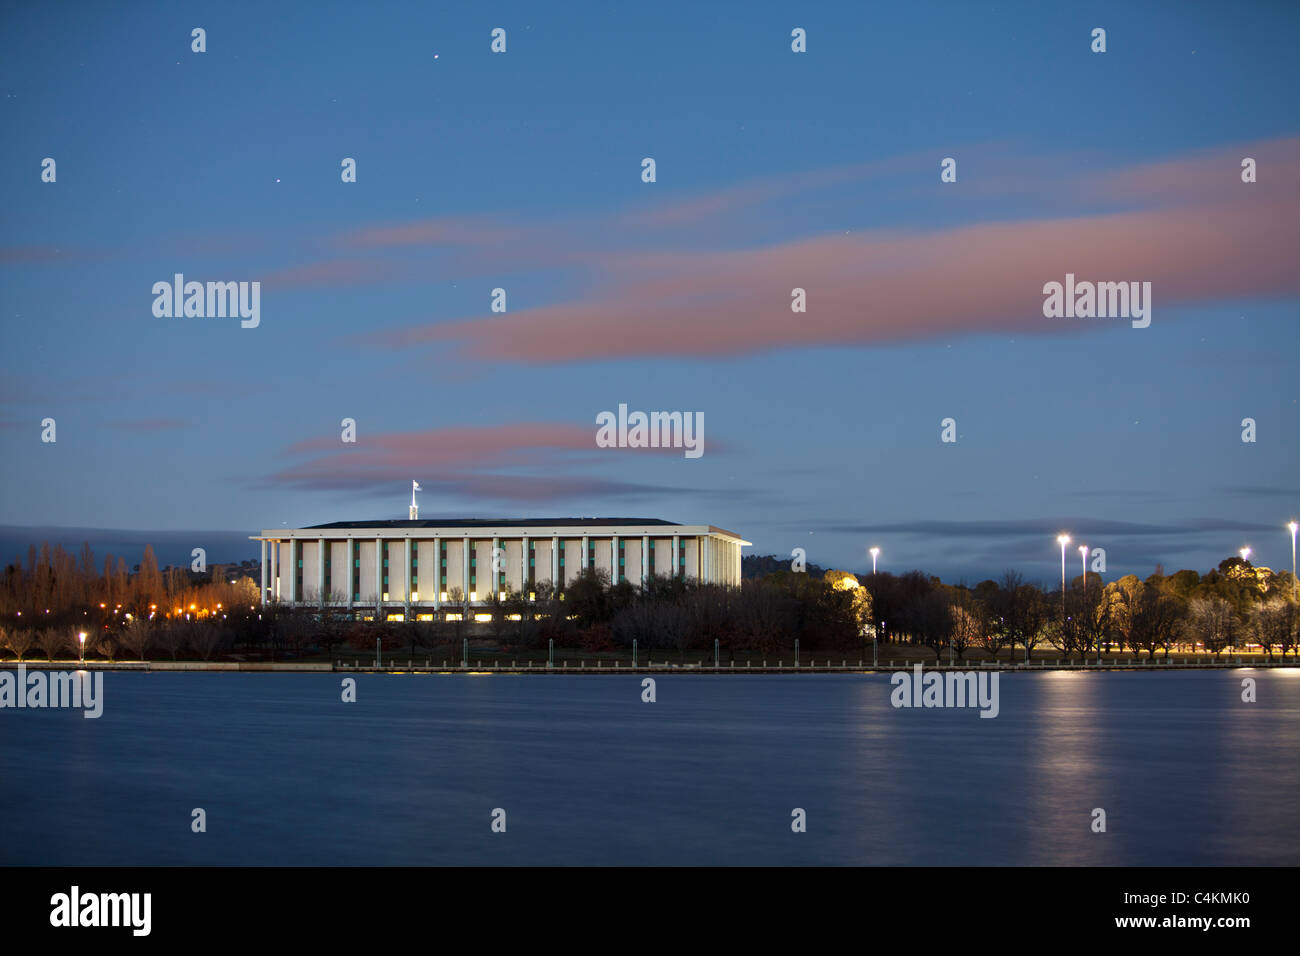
1;540;1296;661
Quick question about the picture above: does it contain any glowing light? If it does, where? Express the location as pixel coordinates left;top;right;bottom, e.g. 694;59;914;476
1057;534;1071;547
1240;547;1252;562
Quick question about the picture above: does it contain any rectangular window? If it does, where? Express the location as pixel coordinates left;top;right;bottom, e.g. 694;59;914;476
353;541;361;599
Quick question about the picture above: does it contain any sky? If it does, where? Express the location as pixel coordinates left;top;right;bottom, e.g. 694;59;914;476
1;0;1298;586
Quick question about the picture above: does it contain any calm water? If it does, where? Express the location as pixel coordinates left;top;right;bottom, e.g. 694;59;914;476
2;670;1297;865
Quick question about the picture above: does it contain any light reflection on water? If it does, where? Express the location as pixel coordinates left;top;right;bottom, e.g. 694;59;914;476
1;670;1296;865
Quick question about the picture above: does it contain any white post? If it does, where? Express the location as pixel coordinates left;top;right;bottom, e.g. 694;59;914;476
375;536;383;617
551;535;559;591
521;534;529;594
404;537;412;617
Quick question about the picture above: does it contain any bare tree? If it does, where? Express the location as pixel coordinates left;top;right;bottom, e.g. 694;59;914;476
37;627;67;662
1186;595;1238;658
118;618;153;660
2;626;37;661
1250;598;1290;662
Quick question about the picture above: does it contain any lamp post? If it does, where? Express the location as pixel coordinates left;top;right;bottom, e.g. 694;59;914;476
1057;534;1070;627
1239;547;1251;564
869;547;880;576
78;632;86;663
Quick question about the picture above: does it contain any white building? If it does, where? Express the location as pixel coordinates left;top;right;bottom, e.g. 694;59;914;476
251;518;749;618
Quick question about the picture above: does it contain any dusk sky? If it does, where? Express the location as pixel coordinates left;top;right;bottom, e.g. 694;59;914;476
2;1;1297;585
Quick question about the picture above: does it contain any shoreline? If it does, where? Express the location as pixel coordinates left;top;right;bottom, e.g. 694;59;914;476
2;658;1295;674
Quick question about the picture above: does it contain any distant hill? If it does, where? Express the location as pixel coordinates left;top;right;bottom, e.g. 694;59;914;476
742;553;828;580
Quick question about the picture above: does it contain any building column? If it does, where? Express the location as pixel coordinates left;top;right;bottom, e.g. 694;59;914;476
611;535;619;584
287;540;297;604
462;536;471;609
318;539;326;608
672;534;680;580
582;535;589;571
551;535;559;592
375;537;383;617
702;535;710;582
260;539;268;607
520;535;529;594
346;538;353;612
404;537;413;617
270;539;279;601
492;536;500;600
433;537;441;611
641;534;649;586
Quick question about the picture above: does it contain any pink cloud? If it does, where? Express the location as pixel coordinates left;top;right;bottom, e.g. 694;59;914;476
271;421;706;497
368;137;1300;363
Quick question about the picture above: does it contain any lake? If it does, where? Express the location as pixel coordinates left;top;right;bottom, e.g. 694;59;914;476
2;669;1297;865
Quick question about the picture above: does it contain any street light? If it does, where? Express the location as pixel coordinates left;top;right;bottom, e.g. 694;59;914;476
869;547;880;575
1240;547;1251;564
78;632;86;663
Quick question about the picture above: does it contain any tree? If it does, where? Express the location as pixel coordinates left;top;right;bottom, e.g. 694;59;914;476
0;626;34;660
37;627;70;661
949;590;986;661
118;618;153;660
1186;595;1238;658
1099;576;1143;654
1250;598;1291;661
908;590;954;661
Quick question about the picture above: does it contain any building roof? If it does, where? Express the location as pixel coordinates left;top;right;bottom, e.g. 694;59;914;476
304;517;682;530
